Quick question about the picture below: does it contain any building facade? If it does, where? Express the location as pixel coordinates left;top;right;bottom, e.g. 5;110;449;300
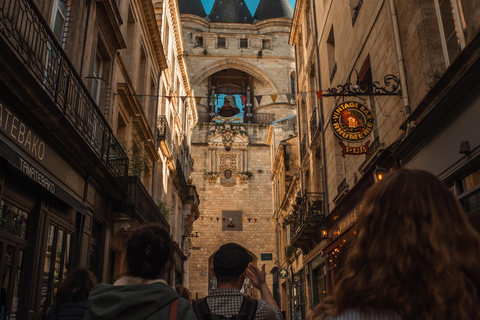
0;0;198;318
287;0;480;318
179;0;296;301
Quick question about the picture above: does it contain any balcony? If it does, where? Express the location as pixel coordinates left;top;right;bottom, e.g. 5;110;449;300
290;192;325;253
0;0;128;186
300;134;307;162
114;176;169;227
157;115;173;157
309;108;318;141
174;158;189;201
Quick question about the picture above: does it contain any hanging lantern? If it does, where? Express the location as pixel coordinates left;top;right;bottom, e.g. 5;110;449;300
218;95;240;117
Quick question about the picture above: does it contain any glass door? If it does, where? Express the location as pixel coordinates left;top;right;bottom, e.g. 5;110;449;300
0;240;26;320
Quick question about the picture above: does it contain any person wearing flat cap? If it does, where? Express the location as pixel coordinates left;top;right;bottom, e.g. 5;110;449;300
193;243;282;320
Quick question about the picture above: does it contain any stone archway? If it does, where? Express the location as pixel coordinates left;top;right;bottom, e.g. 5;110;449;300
191;58;278;91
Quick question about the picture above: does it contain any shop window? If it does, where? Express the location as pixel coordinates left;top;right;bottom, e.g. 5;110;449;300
458;168;480;214
40;223;73;316
312;263;327;306
240;38;248;48
0;243;26;319
0;200;29;239
222;211;242;231
217;37;226;48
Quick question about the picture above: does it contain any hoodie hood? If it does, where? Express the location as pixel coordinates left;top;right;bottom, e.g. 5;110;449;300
86;280;179;320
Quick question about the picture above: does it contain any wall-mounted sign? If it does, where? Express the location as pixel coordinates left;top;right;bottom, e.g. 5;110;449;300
261;253;273;261
339;141;371;157
279;268;288;279
331;101;374;141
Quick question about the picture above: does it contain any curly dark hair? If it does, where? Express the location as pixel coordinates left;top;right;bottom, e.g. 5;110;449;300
313;169;480;320
126;223;173;279
56;268;97;301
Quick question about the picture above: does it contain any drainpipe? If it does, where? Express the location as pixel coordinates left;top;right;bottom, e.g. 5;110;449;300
311;0;329;215
388;0;411;119
311;0;330;297
151;71;162;198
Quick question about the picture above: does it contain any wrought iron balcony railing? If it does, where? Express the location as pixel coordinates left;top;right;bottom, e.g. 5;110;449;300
175;158;189;201
252;113;275;124
290;192;326;245
300;134;307;162
157;115;173;157
309;108;318;141
0;0;128;184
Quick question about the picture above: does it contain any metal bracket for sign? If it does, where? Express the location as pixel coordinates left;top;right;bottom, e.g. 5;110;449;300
322;74;402;97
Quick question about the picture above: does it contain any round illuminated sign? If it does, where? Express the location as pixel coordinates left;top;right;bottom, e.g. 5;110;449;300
331;101;374;141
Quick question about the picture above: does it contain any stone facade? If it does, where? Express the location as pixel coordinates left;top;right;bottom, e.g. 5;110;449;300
180;4;296;299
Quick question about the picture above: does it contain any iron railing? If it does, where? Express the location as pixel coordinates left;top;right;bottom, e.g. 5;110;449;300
175;158;189;200
252;113;275;124
0;0;128;184
309;108;318;141
300;134;307;162
290;192;325;241
124;176;169;226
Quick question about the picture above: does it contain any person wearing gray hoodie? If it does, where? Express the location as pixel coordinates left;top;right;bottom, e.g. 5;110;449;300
83;223;196;320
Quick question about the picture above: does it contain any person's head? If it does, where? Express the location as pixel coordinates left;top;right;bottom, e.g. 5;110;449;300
175;284;192;302
314;169;480;320
56;268;97;301
212;243;251;286
126;223;173;280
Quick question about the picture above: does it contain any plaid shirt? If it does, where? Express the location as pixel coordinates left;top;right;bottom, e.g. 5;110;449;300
205;288;283;320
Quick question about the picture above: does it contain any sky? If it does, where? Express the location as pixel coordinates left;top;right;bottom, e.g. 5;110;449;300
201;0;296;15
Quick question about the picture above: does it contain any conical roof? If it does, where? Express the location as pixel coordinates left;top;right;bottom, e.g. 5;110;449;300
253;0;293;20
178;0;207;18
208;0;254;23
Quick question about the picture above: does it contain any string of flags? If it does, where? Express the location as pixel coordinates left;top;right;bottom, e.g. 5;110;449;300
185;215;278;223
115;91;324;105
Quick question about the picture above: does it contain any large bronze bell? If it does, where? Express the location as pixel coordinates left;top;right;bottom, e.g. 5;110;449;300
217;95;240;117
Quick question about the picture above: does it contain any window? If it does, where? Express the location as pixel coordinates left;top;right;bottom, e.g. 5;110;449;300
262;39;271;49
434;0;466;66
91;53;103;104
290;73;296;102
51;0;68;45
195;36;204;47
458;168;480;214
0;200;29;239
327;27;337;82
41;223;73;315
217;37;226;48
240;38;248;48
222;211;242;231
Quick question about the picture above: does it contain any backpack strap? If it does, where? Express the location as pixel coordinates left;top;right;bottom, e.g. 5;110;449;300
238;296;258;320
193;298;211;320
169;298;179;320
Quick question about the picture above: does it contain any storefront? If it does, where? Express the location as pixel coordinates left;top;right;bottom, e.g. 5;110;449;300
0;94;113;319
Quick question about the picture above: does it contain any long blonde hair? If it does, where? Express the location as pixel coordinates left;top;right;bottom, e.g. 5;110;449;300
313;169;480;320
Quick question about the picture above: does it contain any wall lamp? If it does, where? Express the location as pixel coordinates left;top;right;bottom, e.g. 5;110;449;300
320;226;329;240
373;165;386;183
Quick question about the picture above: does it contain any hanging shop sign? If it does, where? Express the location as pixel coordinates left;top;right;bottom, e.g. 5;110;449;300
279;268;288;279
339;141;371;157
331;101;374;142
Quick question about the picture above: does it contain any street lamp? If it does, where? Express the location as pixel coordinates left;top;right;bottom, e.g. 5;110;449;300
320;226;329;240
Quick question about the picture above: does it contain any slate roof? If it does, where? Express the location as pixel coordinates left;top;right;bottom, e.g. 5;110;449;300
178;0;207;18
208;0;254;23
253;0;293;20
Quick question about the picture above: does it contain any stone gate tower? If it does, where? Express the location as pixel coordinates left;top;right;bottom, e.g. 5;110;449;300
179;0;295;299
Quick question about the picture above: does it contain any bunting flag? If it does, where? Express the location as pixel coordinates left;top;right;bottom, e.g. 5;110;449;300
273;218;276;222
187;215;191;219
242;218;245;222
201;217;204;220
301;92;308;102
248;218;252;223
285;93;292;103
229;218;232;222
216;218;219;222
316;91;322;101
180;96;187;103
241;95;247;106
255;95;263;105
270;95;277;104
222;218;226;222
210;217;213;221
137;95;143;103
254;218;257;223
195;97;202;104
166;96;172;103
267;218;270;222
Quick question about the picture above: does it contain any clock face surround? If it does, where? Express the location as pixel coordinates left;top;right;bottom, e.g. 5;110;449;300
220;154;237;170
